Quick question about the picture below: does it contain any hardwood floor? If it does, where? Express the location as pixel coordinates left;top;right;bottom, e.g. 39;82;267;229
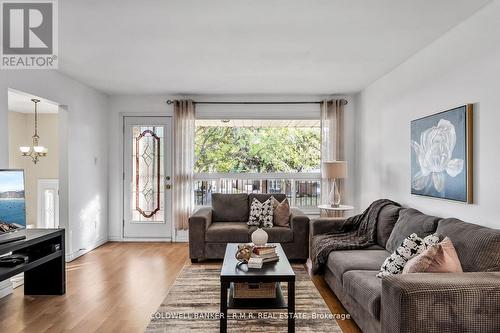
307;260;362;333
0;243;360;333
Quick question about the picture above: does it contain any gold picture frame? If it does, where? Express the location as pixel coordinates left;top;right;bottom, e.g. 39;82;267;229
410;104;473;203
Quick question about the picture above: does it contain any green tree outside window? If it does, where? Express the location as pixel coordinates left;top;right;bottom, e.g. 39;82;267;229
195;126;320;173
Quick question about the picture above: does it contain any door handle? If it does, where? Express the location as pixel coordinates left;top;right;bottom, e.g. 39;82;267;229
165;184;172;190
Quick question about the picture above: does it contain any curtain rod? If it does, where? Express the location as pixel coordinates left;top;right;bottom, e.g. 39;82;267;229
166;99;347;105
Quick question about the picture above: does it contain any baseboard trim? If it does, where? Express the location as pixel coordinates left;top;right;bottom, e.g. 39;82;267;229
111;237;173;242
0;280;13;299
11;273;24;289
65;237;108;262
174;230;188;242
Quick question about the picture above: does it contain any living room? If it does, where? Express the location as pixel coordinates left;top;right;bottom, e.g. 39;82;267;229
0;1;499;332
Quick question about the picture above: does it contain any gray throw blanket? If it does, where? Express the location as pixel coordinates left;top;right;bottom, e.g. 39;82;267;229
311;199;400;274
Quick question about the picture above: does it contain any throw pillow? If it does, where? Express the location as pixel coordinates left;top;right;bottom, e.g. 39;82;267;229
403;237;463;274
271;197;291;227
377;233;439;278
260;198;274;228
248;198;262;226
247;198;274;228
423;233;440;248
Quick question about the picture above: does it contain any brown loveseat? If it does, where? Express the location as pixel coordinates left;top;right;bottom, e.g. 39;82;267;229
189;193;310;262
310;202;500;333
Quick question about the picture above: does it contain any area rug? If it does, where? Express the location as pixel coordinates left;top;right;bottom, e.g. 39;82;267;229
146;264;343;332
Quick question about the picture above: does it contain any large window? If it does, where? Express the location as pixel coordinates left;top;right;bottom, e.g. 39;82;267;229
194;120;321;210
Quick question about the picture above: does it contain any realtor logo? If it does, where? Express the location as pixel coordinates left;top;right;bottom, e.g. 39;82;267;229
1;0;58;69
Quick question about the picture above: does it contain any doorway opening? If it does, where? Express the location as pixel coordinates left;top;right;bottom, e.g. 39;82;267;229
7;89;60;230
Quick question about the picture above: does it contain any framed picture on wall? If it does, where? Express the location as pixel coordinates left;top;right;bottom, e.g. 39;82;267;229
410;104;473;203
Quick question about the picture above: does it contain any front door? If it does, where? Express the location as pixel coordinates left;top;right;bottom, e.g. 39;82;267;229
123;116;172;238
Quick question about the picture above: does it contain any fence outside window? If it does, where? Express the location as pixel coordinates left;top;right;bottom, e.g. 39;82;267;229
194;173;321;213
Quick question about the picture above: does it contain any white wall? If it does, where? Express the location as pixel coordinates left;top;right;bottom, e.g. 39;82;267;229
107;94;356;240
0;71;109;261
355;1;500;228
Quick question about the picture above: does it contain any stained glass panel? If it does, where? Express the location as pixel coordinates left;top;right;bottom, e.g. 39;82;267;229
131;126;164;222
44;189;57;228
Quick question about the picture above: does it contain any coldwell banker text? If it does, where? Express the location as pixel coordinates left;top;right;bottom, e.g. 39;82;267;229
1;0;58;69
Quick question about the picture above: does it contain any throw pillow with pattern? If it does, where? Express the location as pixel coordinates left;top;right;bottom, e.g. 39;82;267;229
247;197;274;227
248;198;263;226
377;233;439;278
260;198;274;228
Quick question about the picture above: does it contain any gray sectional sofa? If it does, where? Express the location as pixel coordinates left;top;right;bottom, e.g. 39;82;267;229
310;203;500;333
189;193;310;261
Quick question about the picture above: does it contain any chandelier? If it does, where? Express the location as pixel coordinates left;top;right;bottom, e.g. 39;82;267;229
19;99;48;164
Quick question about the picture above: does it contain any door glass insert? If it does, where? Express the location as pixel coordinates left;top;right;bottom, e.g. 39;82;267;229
44;189;56;228
132;126;164;222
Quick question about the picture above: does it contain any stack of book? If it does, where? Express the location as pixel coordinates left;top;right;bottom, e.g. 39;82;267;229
247;244;279;269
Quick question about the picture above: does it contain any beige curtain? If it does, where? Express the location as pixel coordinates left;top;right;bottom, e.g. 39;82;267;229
320;99;346;204
173;100;195;231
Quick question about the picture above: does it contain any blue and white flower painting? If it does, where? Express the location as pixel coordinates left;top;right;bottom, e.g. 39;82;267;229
411;106;469;202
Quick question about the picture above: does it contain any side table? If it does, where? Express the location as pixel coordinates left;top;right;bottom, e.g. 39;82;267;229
317;204;354;218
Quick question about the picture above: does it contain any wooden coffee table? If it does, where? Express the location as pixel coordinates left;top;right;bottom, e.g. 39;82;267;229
220;243;296;333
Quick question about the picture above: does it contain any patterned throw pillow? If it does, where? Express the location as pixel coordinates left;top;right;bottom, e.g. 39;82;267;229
248;198;262;226
260;198;273;228
248;198;274;227
377;233;439;278
423;233;440;248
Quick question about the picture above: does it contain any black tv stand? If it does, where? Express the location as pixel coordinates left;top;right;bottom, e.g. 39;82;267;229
0;229;65;295
0;233;26;245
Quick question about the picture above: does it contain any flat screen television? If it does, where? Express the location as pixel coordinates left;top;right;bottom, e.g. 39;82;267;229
0;169;26;234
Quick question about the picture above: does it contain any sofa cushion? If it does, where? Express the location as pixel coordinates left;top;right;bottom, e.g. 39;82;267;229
364;244;386;250
205;222;249;243
343;270;382;319
248;226;293;243
386;208;440;253
212;193;249;222
436;218;500;272
376;204;403;247
327;249;390;283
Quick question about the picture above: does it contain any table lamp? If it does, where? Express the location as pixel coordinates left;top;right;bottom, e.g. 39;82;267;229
323;161;347;207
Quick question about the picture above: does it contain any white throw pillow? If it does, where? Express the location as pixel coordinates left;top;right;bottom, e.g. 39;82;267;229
260;198;274;228
377;233;439;278
247;198;274;227
248;198;262;226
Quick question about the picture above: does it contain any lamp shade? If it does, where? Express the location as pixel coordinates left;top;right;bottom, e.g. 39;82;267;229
322;161;347;179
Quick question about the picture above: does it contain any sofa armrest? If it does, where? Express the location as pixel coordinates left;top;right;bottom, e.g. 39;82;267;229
189;207;212;229
288;208;310;259
188;207;213;259
290;207;310;237
381;272;500;333
290;207;310;229
310;217;346;237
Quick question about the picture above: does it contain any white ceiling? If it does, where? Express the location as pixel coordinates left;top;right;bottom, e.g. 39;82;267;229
8;89;59;114
58;0;490;95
